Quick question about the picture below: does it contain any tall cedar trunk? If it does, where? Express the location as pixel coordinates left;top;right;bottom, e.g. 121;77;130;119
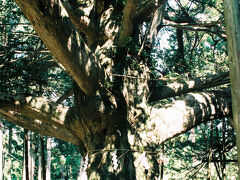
0;120;3;180
6;126;12;180
29;132;35;180
23;129;29;180
207;121;213;180
38;154;42;180
160;143;164;180
222;118;226;180
46;138;51;180
28;132;31;180
224;0;240;178
176;29;185;73
40;136;46;180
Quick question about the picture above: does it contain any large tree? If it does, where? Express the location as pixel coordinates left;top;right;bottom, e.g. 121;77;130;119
0;0;236;179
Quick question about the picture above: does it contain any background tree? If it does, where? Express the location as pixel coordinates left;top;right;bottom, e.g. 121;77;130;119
224;0;240;177
0;0;237;179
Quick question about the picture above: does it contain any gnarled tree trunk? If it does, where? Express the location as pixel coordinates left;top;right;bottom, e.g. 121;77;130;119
0;0;234;179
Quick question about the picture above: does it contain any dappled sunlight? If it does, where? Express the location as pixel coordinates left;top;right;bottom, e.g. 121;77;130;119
147;90;231;144
148;100;190;143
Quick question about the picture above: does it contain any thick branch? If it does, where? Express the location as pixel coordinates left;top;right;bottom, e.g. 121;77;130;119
147;89;232;144
0;94;78;144
14;0;104;95
135;0;167;24
61;1;99;48
0;110;78;145
149;72;230;102
118;0;139;47
55;89;73;104
148;2;166;45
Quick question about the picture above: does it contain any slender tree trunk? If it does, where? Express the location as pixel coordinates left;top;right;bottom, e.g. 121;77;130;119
29;132;35;180
23;129;29;180
77;156;87;180
40;136;46;180
221;118;226;180
6;126;12;180
46;138;51;180
0;120;3;180
38;154;42;180
176;28;185;73
207;122;213;180
61;165;65;179
224;0;240;177
28;132;31;180
160;143;164;180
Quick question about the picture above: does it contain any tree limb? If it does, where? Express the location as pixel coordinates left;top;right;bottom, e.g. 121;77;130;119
0;110;78;145
163;19;226;39
55;89;74;104
14;0;104;96
146;89;232;144
0;94;79;144
134;0;167;24
0;94;67;127
118;0;139;47
61;1;100;48
149;72;230;102
149;3;166;44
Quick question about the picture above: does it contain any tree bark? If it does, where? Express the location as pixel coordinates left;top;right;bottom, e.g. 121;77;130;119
6;126;12;180
23;129;29;180
29;132;35;180
40;136;46;180
38;154;42;180
224;0;240;177
46;138;51;180
0;120;3;180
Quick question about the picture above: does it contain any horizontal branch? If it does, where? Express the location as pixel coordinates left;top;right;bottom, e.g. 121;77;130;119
146;89;232;144
149;72;230;102
0;110;78;145
0;94;78;144
163;19;226;38
163;19;223;27
201;159;237;163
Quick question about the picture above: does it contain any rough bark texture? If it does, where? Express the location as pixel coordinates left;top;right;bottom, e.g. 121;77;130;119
224;0;240;177
0;0;234;179
0;121;3;180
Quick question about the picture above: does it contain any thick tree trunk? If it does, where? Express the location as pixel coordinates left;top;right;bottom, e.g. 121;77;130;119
224;0;240;177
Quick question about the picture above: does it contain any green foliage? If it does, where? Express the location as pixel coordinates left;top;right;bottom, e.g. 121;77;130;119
156;0;228;78
163;119;237;179
51;139;81;179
